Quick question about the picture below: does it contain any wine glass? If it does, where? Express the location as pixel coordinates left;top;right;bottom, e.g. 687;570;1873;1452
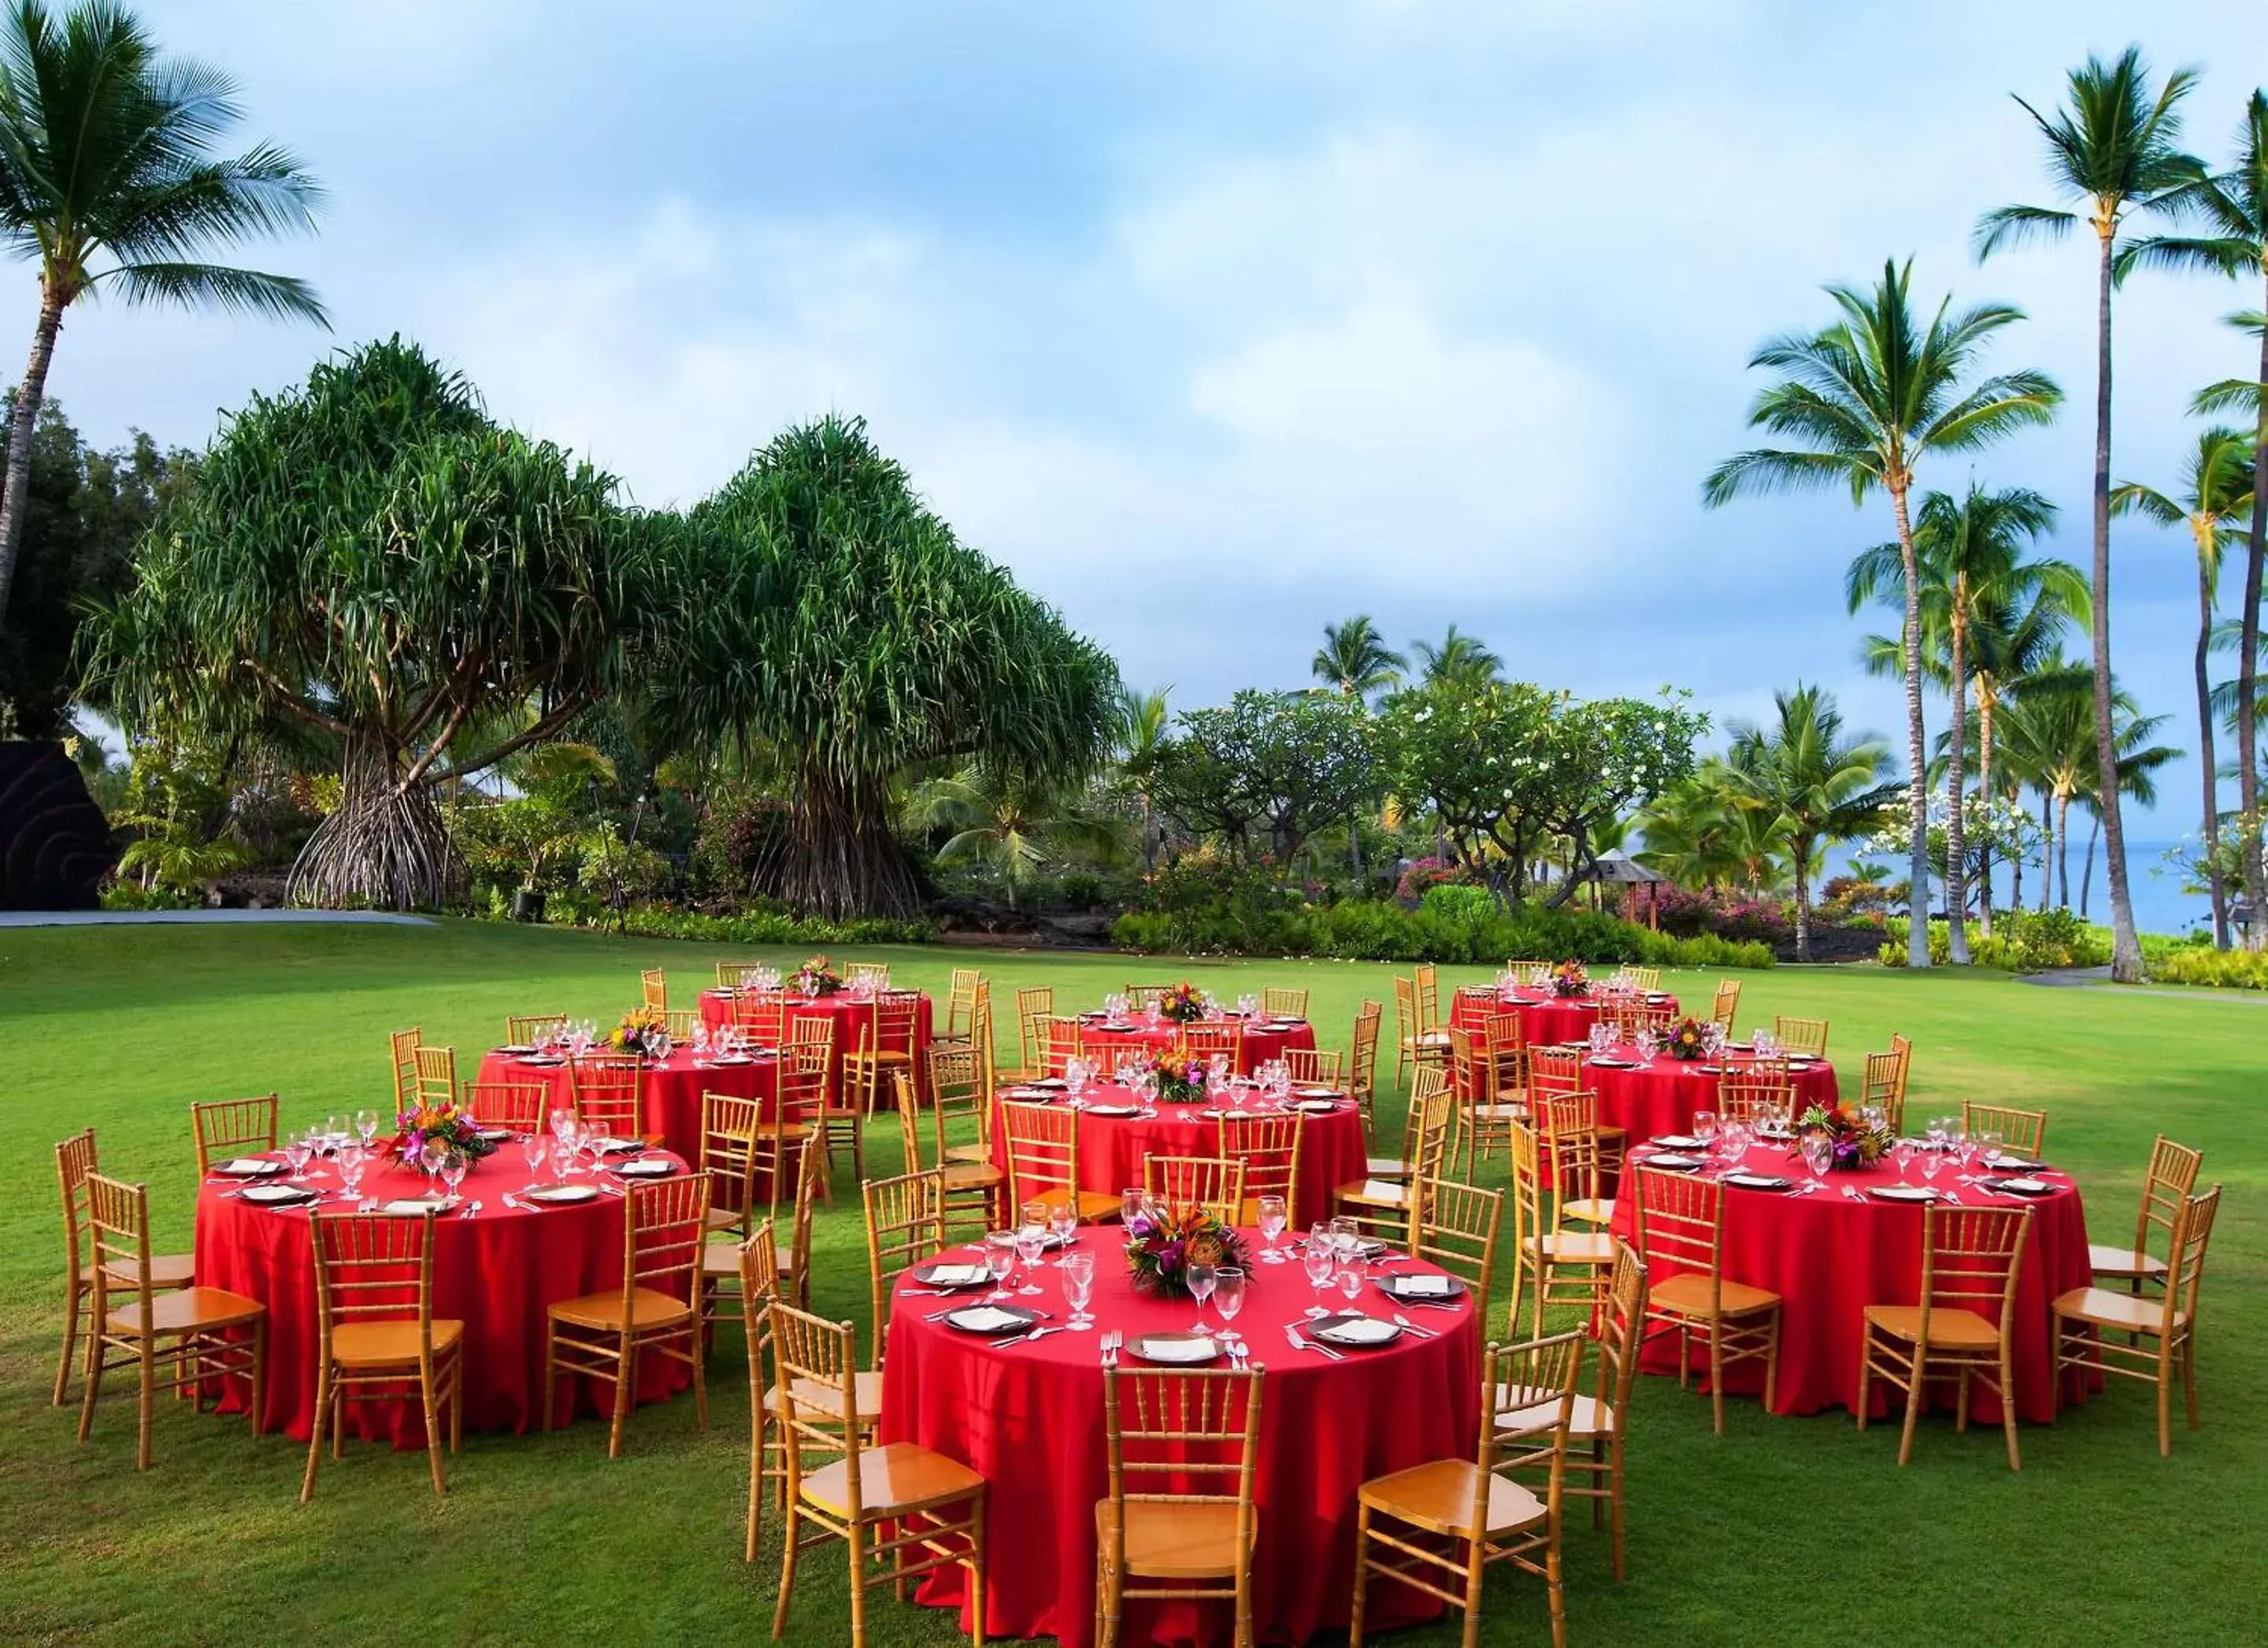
1330;1217;1361;1265
322;1115;346;1155
1048;1200;1077;1261
439;1147;469;1203
1303;1242;1336;1314
1062;1250;1096;1331
1799;1130;1833;1183
1187;1261;1218;1334
1336;1254;1368;1306
521;1132;548;1179
1014;1221;1047;1296
1213;1267;1246;1342
284;1129;312;1183
338;1143;367;1200
1257;1194;1288;1261
419;1136;450;1198
355;1109;379;1149
1692;1109;1719;1152
555;1118;583;1180
1918;1142;1945;1187
984;1233;1017;1301
1121;1187;1147;1228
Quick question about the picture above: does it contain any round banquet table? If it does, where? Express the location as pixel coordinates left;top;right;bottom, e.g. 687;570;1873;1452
193;1148;695;1444
695;987;933;1098
474;1046;779;1161
1450;987;1681;1048
881;1230;1480;1648
989;1082;1367;1228
1607;1140;2090;1422
1581;1047;1840;1140
1075;1012;1317;1076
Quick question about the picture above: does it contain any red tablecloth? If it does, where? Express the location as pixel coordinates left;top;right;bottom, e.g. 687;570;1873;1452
881;1230;1480;1648
989;1083;1367;1228
695;988;933;1098
1608;1142;2090;1422
193;1149;696;1444
1583;1050;1840;1140
474;1047;780;1161
1074;1013;1317;1077
1450;988;1680;1048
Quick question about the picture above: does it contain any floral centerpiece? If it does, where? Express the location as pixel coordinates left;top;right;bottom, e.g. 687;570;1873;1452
1146;1050;1206;1105
789;954;843;997
398;1097;496;1162
1797;1102;1892;1171
1662;1017;1708;1061
1124;1202;1252;1299
1549;960;1590;999
607;1005;670;1057
1157;981;1207;1024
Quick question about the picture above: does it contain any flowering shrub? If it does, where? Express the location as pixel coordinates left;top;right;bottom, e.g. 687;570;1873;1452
1655;885;1793;946
2151;946;2268;991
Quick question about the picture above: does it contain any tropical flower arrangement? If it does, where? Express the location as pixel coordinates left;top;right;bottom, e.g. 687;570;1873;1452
1147;1050;1207;1105
1157;981;1207;1024
397;1097;496;1161
607;1005;670;1057
1123;1202;1252;1299
1549;960;1590;999
1797;1102;1892;1171
1662;1017;1709;1061
790;955;843;996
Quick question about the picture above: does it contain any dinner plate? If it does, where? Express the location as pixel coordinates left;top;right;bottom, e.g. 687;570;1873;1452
616;1158;676;1178
1644;993;1671;1002
517;1054;567;1068
1258;1020;1303;1031
1984;1176;2055;1196
239;1183;320;1207
1650;1134;1706;1150
913;1261;995;1290
1295;1087;1342;1100
1722;1172;1793;1191
1869;1183;1939;1202
1083;1103;1141;1118
1027;1078;1068;1091
1130;1332;1219;1365
496;1043;536;1056
1755;1124;1795;1142
1092;1024;1139;1033
521;1183;599;1205
1587;1057;1638;1069
709;1053;754;1066
476;1126;513;1142
1640;1153;1706;1171
382;1196;459;1216
590;1136;644;1154
1293;1099;1340;1115
942;1304;1042;1336
215;1157;286;1178
1310;1313;1402;1349
1377;1272;1466;1302
1984;1154;2049;1172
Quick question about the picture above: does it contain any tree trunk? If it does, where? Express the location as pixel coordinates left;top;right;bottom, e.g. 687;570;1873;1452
2056;793;2071;911
1977;690;1998;939
2039;792;2053;913
1944;605;1971;962
2238;263;2268;950
2088;224;2145;980
2195;524;2229;947
1792;835;1813;963
753;768;923;920
1889;481;1933;967
0;282;66;631
287;732;454;910
2081;811;2099;920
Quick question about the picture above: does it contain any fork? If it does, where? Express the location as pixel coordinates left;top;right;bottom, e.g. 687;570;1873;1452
1392;1313;1438;1340
1287;1326;1345;1362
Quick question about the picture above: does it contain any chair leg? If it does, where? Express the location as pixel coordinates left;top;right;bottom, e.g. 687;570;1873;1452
845;1519;869;1648
2001;1349;2021;1472
421;1365;447;1495
772;1512;800;1639
302;1365;331;1502
54;1282;82;1406
1461;1529;1487;1648
747;1402;767;1562
1955;1365;1971;1435
541;1319;559;1432
965;1492;987;1647
690;1324;710;1431
135;1335;157;1471
1544;1524;1567;1648
1708;1322;1725;1435
1856;1332;1873;1432
2157;1342;2174;1457
1896;1346;1924;1467
1762;1311;1780;1413
1348;1503;1371;1648
607;1332;636;1457
1609;1436;1628;1583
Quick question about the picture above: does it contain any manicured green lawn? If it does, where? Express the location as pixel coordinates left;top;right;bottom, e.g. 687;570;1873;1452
4;921;2262;1646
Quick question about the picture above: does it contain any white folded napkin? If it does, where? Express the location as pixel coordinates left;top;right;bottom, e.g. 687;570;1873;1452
923;1264;991;1287
947;1305;1025;1333
1396;1275;1454;1298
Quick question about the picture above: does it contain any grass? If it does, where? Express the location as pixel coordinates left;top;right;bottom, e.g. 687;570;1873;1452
3;920;2262;1646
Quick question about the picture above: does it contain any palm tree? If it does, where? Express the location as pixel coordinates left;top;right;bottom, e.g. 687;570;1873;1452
1847;484;2075;954
1951;582;2088;929
0;0;326;629
1312;616;1406;702
2134;91;2268;948
905;765;1118;913
1631;766;1793;898
1703;258;2062;965
1410;624;1501;691
2112;427;2255;944
1114;686;1170;874
2076;714;2181;919
1724;685;1901;961
1976;46;2203;979
1995;665;2174;914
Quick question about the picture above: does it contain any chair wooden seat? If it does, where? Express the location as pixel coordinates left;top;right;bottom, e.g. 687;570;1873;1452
944;1142;988;1165
1365;1155;1411;1180
2055;1285;2190;1335
102;1251;195;1288
1561;1197;1615;1226
332;1318;465;1367
1358;1457;1547;1539
1650;1271;1780;1319
1494;1388;1613;1441
1469;1102;1527;1121
706;1207;745;1232
1336;1178;1410;1210
941;1162;1004;1194
799;1440;984;1518
1522;1228;1616;1265
1861;1303;1999;1350
767;1370;885;1422
1068;1188;1124;1222
2087;1242;2167;1280
550;1285;695;1332
1403;1031;1451;1050
105;1286;264;1337
1095;1498;1253;1579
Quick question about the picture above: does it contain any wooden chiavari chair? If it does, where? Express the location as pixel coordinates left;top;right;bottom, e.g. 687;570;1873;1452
1962;1100;2048;1158
411;1045;458;1109
780;1020;836;1208
1503;960;1548;985
1482;1009;1531;1110
1284;1046;1343;1088
1180;1019;1244;1071
1414;1179;1503;1328
810;1009;873;1187
1125;984;1172;1012
77;1173;265;1470
1535;1091;1619;1228
1858;1049;1907;1133
1714;1060;1794;1128
1708;979;1740;1031
390;1027;422;1114
1610;998;1677;1042
1097;1364;1262;1648
716;961;763;988
863;1166;944;1363
1336;1072;1453;1249
1450;983;1498;1028
504;1013;568;1046
933;967;985;1053
1217;1111;1301;1226
2088;1134;2203;1291
1260;986;1310;1019
663;1009;699;1044
769;1302;987;1647
700;1093;765;1236
1043;1015;1087;1077
1629;1165;1781;1433
1772;1014;1829;1057
1859;1203;2032;1471
1506;1122;1616;1339
462;1080;549;1135
1349;1000;1383;1141
54;1130;193;1405
1144;1155;1247;1219
2055;1184;2222;1455
732;990;788;1047
191;1093;279;1177
1447;1025;1523;1180
848;989;923;1122
845;961;891;990
543;1172;710;1457
1394;976;1450;1091
1413;963;1442;1034
641;967;669;1011
1013;986;1055;1081
1350;1331;1581;1648
302;1206;464;1500
1614;965;1663;994
1526;1046;1584;1103
997;1101;1121;1222
894;1071;1005;1239
740;1221;788;1559
928;1042;994;1166
569;1054;646;1142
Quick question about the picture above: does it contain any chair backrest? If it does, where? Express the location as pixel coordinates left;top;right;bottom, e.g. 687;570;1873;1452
732;991;788;1045
847;961;891;989
1143;1155;1247;1218
1618;965;1663;994
778;1017;836;1124
1451;983;1499;1022
865;990;922;1057
998;1101;1081;1212
1527;1046;1584;1100
1914;1204;2030;1344
641;968;668;1011
191;1093;279;1176
55;1128;98;1287
505;1013;569;1046
663;1009;699;1042
970;982;998;1093
1412;963;1440;1029
619;1174;710;1316
1630;1166;1727;1309
1480;1331;1582;1539
390;1027;423;1112
1446;1024;1489;1105
945;968;984;1039
1349;1001;1382;1102
1043;1016;1085;1076
892;1071;932;1172
569;1056;644;1138
1284;1046;1343;1087
1099;1366;1262;1572
1217;1111;1301;1220
736;1220;780;1390
411;1045;458;1109
2160;1184;2223;1337
767;1303;870;1513
1125;984;1171;1011
309;1207;440;1357
1715;1061;1794;1125
1415;1178;1503;1326
1888;1031;1913;1092
1392;976;1422;1046
1962;1101;2048;1158
785;1131;823;1283
1260;986;1309;1019
1710;980;1740;1031
462;1080;550;1134
1179;1021;1243;1065
1595;1242;1648;1420
701;1091;764;1220
1535;1091;1606;1205
1773;1014;1829;1057
716;961;762;987
1858;1051;1906;1132
2130;1134;2204;1261
863;1168;946;1358
1481;1009;1529;1084
928;1043;991;1157
82;1172;154;1324
1015;986;1055;1072
1403;1072;1455;1239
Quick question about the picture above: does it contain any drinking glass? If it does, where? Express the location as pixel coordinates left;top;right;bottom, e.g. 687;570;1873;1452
339;1145;366;1198
1891;1138;1917;1180
521;1133;548;1178
1799;1131;1833;1183
1048;1200;1077;1261
1588;1024;1612;1057
555;1119;583;1180
1919;1144;1944;1185
1187;1261;1218;1333
355;1109;379;1148
1692;1109;1719;1151
1014;1222;1047;1295
1336;1255;1367;1305
440;1149;469;1202
1062;1250;1096;1330
284;1130;312;1183
984;1233;1017;1301
420;1137;450;1197
1331;1217;1361;1264
1303;1244;1336;1313
1121;1187;1148;1228
550;1107;576;1146
1257;1195;1288;1261
1977;1129;2004;1168
1213;1267;1247;1340
322;1115;345;1154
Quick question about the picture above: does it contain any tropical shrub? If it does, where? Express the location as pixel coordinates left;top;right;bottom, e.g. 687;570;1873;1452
1655;884;1794;946
1879;910;2110;972
558;902;930;948
2148;946;2268;991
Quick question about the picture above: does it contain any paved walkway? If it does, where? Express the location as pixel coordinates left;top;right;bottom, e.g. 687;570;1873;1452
2015;963;2266;1004
0;909;434;928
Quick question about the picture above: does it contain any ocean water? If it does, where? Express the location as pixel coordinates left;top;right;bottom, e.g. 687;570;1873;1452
1972;839;2208;939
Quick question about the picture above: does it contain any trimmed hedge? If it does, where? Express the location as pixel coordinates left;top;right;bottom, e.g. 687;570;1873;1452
471;899;932;948
2148;946;2268;991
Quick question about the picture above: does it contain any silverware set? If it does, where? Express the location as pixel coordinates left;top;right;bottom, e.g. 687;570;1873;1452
1099;1330;1122;1368
1284;1324;1344;1361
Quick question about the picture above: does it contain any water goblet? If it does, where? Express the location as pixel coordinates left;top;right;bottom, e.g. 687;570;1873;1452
338;1144;366;1199
1121;1187;1148;1228
1336;1255;1368;1305
521;1132;548;1178
1062;1250;1096;1330
440;1148;469;1203
420;1136;450;1198
284;1129;313;1183
1014;1221;1047;1295
984;1233;1017;1301
1919;1143;1945;1186
1891;1137;1917;1182
1330;1216;1361;1264
1213;1267;1247;1341
1303;1242;1336;1314
355;1109;379;1148
1692;1109;1719;1151
1187;1261;1218;1334
1048;1199;1077;1261
1257;1194;1288;1261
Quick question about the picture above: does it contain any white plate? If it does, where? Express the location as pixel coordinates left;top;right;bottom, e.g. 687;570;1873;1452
1587;1057;1638;1069
1985;1154;2048;1172
496;1043;536;1056
1640;1153;1706;1171
1084;1104;1140;1118
915;1263;994;1289
521;1184;599;1205
239;1183;319;1206
382;1196;459;1216
1723;1172;1792;1191
710;1054;754;1066
616;1158;676;1178
943;1305;1036;1335
1294;1099;1340;1114
1295;1087;1342;1100
1130;1333;1218;1364
1313;1314;1400;1348
1992;1176;2054;1195
1650;1135;1705;1150
1383;1273;1459;1299
216;1157;285;1177
1869;1184;1938;1202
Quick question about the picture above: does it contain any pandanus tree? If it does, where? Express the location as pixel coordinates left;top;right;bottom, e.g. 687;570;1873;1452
84;339;660;909
1704;258;2062;965
0;0;326;631
653;415;1119;920
2111;428;2255;945
1976;46;2203;980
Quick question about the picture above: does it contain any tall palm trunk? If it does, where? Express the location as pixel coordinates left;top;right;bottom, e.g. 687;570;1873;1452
2088;223;2145;979
0;282;65;630
2194;522;2229;947
2056;791;2073;909
2039;791;2053;913
2240;274;2268;950
1791;833;1814;962
2081;811;2101;919
1944;600;1971;961
1889;480;1933;966
1977;689;1999;938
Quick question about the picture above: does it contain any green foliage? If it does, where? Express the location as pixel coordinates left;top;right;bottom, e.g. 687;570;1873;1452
573;821;669;902
571;902;932;948
1879;909;2111;972
96;877;199;911
2149;945;2268;990
1151;688;1377;861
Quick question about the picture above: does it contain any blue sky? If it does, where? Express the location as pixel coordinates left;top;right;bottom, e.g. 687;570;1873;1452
31;2;2268;857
